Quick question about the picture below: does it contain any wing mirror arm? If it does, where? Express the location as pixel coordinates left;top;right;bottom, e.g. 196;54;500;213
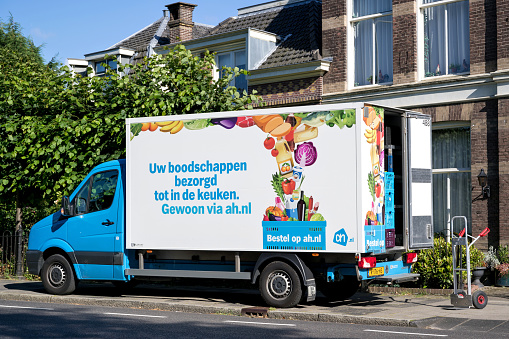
61;196;73;217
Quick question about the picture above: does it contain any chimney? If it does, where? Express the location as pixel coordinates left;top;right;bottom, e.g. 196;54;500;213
166;2;197;43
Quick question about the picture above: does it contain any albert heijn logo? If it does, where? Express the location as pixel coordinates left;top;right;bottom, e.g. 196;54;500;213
333;228;348;246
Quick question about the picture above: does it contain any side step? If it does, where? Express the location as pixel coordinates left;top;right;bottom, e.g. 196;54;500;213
125;268;251;280
374;273;420;284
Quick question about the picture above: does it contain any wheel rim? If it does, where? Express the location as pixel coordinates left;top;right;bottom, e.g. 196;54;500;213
267;270;292;299
477;294;485;304
48;263;66;287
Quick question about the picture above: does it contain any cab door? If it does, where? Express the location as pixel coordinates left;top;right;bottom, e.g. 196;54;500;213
67;168;120;279
406;114;433;249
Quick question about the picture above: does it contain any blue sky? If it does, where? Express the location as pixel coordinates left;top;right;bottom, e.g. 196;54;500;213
1;0;259;63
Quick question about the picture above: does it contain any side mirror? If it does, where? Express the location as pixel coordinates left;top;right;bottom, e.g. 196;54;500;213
61;196;73;216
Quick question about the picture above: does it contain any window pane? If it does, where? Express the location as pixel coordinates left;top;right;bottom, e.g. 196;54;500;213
217;54;231;79
433;172;472;235
96;61;106;74
234;50;247;91
353;0;391;17
108;60;117;71
432;127;471;236
432;128;470;169
354;20;373;86
424;5;446;77
447;1;469;74
375;16;393;84
75;181;90;215
89;170;118;213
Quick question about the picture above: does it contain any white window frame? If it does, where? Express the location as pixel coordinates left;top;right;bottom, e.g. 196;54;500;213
417;0;470;80
348;1;393;89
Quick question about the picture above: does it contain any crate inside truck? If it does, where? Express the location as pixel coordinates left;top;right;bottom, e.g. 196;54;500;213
27;103;432;308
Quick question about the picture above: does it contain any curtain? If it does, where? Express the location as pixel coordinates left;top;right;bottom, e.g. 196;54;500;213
353;0;391;18
353;0;392;86
424;0;469;76
447;1;470;73
354;20;373;86
375;17;393;83
432;128;471;235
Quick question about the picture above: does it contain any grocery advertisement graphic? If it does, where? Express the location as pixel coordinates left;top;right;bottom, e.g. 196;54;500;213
128;109;357;251
361;106;386;253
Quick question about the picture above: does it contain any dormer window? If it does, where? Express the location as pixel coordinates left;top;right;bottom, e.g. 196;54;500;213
95;59;118;74
84;47;135;77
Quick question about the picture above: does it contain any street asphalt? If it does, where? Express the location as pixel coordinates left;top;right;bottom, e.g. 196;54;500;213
0;279;508;333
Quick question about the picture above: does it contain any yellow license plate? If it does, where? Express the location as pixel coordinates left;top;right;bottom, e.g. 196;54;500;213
368;267;384;277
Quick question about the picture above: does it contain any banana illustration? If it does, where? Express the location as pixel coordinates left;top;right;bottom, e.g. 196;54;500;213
364;129;376;143
159;120;180;132
170;121;184;134
156;120;178;127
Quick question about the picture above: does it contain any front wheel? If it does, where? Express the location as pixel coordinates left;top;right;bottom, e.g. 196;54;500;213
41;254;77;295
259;261;302;308
472;290;488;309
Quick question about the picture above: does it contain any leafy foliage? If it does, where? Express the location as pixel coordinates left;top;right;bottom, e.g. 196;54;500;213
411;236;485;289
0;20;262;230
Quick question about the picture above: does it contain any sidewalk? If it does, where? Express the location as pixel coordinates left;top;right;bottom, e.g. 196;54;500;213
0;279;508;332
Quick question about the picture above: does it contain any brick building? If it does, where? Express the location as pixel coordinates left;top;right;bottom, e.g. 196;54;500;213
322;0;509;250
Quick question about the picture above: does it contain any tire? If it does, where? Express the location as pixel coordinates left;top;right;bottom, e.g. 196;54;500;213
319;276;360;301
41;254;77;295
472;290;488;309
259;261;302;308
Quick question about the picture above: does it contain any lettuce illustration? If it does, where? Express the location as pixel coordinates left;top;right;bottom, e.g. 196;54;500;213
310;213;324;221
184;119;212;130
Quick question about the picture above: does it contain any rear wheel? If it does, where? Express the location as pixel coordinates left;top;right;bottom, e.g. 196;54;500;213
318;276;360;301
259;261;302;308
41;254;77;295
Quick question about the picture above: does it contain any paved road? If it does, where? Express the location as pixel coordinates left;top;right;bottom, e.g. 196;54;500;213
0;279;509;333
0;299;506;339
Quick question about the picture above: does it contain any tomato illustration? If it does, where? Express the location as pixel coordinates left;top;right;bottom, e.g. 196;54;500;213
264;137;275;150
282;179;296;195
271;149;279;157
375;182;382;198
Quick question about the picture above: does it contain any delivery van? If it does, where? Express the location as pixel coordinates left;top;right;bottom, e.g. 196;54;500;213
26;103;433;308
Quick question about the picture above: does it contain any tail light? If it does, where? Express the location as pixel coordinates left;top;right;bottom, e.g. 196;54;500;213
358;256;376;268
405;252;418;264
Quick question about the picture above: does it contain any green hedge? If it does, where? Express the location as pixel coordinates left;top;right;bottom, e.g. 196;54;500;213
411;237;484;289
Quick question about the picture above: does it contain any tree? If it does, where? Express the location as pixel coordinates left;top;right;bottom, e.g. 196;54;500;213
0;36;261;230
0;15;54;232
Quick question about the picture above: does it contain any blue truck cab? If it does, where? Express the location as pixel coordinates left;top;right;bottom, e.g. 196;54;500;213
27;160;129;293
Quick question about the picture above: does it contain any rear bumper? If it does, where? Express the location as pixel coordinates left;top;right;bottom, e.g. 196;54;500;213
358;259;415;282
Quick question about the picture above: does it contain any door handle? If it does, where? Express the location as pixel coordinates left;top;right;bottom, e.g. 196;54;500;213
102;219;114;226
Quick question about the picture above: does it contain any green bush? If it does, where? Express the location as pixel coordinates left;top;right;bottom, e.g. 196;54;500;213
411;237;485;289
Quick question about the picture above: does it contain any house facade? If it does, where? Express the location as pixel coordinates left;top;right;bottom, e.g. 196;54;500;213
321;0;509;250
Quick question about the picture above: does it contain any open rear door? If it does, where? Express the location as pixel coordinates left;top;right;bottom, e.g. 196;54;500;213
406;113;433;249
